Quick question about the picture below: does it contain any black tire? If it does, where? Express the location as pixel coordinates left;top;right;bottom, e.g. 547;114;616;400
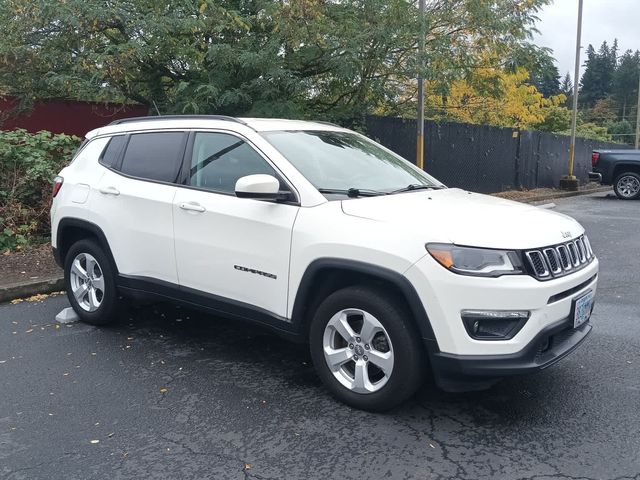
309;286;425;411
64;239;119;326
613;172;640;200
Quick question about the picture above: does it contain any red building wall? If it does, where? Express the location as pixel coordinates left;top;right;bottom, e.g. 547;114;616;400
0;97;149;137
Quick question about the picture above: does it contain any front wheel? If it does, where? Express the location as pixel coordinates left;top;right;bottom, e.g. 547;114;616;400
614;172;640;200
64;239;119;326
309;286;424;411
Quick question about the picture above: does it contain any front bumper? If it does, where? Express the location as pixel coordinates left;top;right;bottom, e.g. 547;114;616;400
404;253;598;356
429;317;592;392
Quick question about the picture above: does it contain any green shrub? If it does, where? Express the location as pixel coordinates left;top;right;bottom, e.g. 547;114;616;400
0;129;81;251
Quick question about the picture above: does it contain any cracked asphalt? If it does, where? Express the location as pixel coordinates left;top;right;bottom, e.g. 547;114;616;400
1;192;639;480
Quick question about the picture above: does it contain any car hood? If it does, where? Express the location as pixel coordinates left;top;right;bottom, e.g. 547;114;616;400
340;188;583;250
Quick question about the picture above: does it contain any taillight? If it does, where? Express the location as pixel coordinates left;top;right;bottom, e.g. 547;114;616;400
592;152;600;167
52;176;64;197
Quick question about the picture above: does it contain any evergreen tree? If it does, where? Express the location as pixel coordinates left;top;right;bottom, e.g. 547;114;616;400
580;41;617;107
560;72;573;106
613;50;640;119
505;45;560;97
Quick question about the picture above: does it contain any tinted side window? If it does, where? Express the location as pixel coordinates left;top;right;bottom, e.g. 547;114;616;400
120;132;185;183
99;135;127;168
189;132;278;194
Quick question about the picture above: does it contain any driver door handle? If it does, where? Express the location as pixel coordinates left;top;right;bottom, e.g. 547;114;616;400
179;202;206;213
99;186;120;196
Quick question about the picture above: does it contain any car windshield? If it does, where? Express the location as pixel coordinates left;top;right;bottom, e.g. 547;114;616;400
261;130;442;195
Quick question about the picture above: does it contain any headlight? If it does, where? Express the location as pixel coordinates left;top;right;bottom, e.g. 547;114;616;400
426;243;524;277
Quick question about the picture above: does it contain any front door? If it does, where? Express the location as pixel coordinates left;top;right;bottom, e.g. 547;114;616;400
172;131;298;318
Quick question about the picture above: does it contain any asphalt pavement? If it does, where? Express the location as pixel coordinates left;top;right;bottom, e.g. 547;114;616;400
1;192;639;480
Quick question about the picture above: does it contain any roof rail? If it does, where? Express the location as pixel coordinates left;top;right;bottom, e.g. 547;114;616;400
108;115;247;126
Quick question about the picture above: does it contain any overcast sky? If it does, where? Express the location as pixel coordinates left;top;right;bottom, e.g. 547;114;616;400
533;0;640;83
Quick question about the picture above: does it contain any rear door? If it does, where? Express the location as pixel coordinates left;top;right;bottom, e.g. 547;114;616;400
92;131;187;284
172;131;299;318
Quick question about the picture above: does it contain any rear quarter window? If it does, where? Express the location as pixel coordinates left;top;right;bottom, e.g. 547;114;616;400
119;132;186;183
98;135;127;168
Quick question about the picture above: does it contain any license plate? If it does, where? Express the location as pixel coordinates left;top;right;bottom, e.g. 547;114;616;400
573;290;595;328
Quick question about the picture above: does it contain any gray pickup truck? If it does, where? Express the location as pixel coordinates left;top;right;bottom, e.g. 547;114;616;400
590;149;640;199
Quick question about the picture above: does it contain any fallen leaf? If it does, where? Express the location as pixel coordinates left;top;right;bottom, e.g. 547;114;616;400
90;439;100;444
25;329;34;334
243;463;252;471
26;293;48;302
10;299;23;304
159;388;168;393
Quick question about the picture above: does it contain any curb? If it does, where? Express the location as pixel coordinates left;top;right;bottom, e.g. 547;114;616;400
507;186;612;204
0;276;65;304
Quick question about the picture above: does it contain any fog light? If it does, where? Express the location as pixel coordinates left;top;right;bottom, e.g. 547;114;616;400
461;310;530;340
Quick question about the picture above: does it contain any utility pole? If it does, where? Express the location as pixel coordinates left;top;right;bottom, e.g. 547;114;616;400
635;66;640;149
561;0;583;191
416;0;425;169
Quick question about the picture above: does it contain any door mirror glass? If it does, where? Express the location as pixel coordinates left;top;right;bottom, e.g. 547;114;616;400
235;174;288;200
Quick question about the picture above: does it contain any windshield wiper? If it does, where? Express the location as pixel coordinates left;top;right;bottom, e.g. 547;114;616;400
318;188;386;198
389;184;445;195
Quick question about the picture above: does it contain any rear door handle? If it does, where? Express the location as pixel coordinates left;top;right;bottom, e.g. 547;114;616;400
179;202;206;213
99;186;120;196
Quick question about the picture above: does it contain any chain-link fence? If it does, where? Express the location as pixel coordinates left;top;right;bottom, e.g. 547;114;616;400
364;116;628;193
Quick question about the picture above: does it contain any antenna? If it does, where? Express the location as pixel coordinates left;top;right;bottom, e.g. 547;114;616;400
152;100;162;116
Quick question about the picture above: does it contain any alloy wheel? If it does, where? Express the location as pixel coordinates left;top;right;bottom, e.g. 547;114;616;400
69;252;105;312
322;308;394;394
617;175;640;198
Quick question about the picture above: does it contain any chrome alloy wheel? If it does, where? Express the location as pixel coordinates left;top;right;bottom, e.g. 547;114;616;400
69;253;105;312
617;175;640;198
322;308;394;394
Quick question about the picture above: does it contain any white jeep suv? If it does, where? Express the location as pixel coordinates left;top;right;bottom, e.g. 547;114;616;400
51;115;598;411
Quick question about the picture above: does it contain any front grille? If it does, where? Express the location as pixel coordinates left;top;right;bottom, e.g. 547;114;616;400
524;235;594;280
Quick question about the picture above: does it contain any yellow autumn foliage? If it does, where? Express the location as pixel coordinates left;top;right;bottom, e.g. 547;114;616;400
426;68;565;129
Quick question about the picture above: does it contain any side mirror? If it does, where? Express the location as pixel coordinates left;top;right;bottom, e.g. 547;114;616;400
235;174;290;201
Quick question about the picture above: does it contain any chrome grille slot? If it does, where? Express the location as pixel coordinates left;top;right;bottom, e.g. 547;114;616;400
576;239;587;263
556;245;571;270
525;235;595;280
543;248;561;274
525;251;549;277
567;242;579;266
583;236;593;258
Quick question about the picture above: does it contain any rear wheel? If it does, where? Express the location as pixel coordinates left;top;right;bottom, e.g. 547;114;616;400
613;172;640;200
64;239;119;325
309;286;424;411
